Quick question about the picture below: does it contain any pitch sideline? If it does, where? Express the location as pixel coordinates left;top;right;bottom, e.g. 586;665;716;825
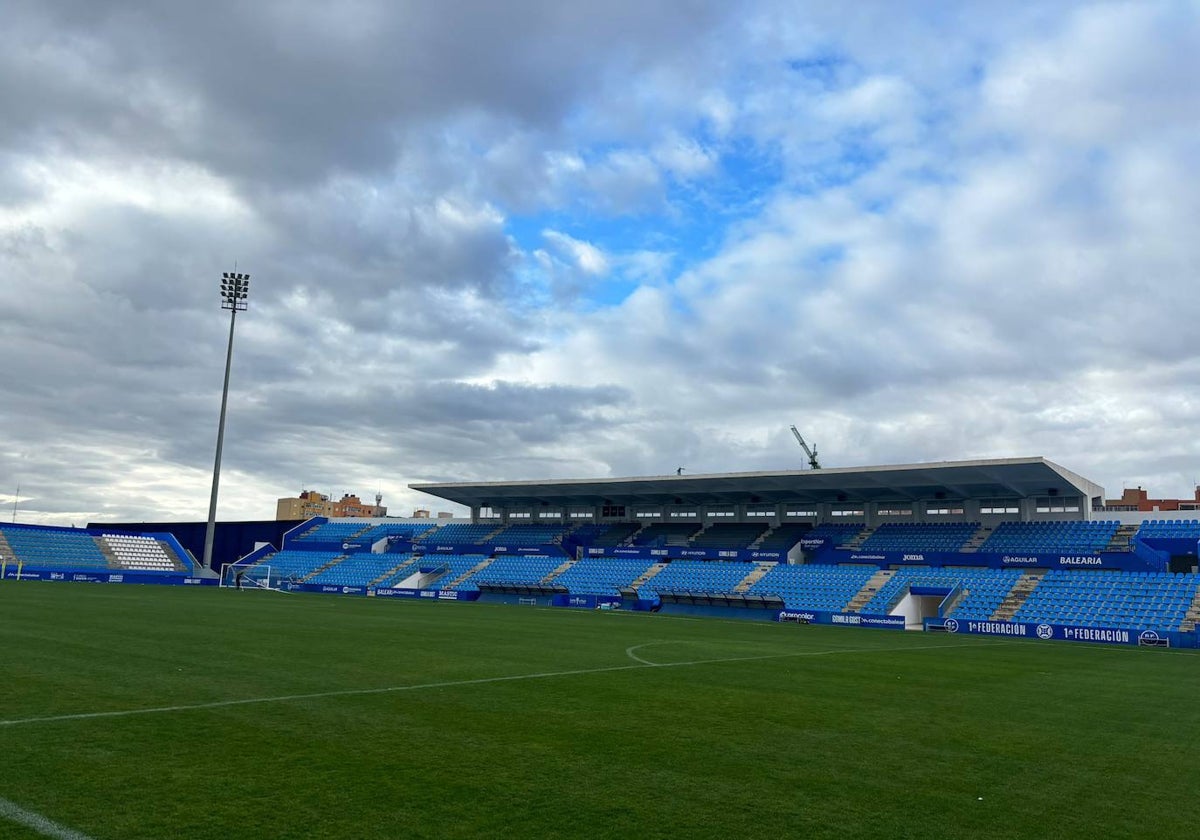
0;795;97;840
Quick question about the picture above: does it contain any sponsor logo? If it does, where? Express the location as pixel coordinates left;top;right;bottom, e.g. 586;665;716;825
108;575;124;583
1001;555;1039;565
568;597;589;607
943;618;959;633
1036;624;1055;639
718;551;738;558
1059;555;1103;567
779;610;817;622
1061;627;1130;643
901;554;925;563
321;586;340;593
437;591;458;600
1138;630;1161;644
420;591;436;598
650;549;668;556
861;616;906;627
964;621;1029;637
49;572;66;580
184;578;201;585
831;614;861;625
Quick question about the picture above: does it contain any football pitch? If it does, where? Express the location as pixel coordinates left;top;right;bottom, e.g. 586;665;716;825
2;584;1198;839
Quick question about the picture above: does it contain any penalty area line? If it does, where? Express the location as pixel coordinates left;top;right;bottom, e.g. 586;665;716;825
0;796;96;840
0;639;1012;730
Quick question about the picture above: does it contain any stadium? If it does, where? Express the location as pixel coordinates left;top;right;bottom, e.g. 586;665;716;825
3;455;1200;838
6;3;1200;838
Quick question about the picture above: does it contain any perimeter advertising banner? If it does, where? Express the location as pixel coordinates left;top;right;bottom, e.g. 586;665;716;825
420;543;569;557
809;548;1161;572
2;569;213;585
776;609;906;629
370;587;481;602
932;617;1168;646
585;546;788;562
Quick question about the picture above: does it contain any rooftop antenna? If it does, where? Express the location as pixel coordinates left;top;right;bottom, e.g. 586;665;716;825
789;425;821;469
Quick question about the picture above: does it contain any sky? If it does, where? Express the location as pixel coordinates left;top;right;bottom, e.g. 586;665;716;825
3;0;1200;525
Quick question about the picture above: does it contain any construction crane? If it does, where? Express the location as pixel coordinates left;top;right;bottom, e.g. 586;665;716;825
789;425;821;469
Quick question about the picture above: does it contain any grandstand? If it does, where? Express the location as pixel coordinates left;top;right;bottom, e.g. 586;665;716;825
1013;570;1200;632
689;522;769;549
305;552;414;587
484;523;570;545
747;564;876;613
291;520;372;543
467;555;568;588
8;455;1196;648
0;523;192;575
632;522;703;546
979;520;1121;554
636;560;758;599
859;522;979;553
548;558;655;597
859;567;1022;623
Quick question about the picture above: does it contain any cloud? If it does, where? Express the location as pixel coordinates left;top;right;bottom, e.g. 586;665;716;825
4;0;1200;527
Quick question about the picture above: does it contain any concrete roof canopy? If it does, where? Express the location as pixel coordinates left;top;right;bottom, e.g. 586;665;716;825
411;457;1104;510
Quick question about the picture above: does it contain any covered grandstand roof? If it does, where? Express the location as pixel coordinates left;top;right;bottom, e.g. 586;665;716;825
411;457;1104;508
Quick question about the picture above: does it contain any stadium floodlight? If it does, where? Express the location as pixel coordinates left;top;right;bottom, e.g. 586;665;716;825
202;272;251;572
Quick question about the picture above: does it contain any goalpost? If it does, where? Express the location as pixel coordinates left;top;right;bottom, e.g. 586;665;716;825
220;563;276;591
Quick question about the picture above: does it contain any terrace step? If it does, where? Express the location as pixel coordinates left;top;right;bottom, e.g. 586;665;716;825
541;559;576;584
94;537;122;570
629;562;667;591
481;524;508;544
1180;588;1200;632
989;570;1048;620
841;526;877;551
444;557;495;589
618;523;647;547
299;555;349;583
845;568;895;613
734;561;776;594
1106;523;1140;552
368;557;417;588
960;524;993;553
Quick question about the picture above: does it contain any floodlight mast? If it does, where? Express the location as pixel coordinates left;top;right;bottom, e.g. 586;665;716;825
202;272;250;572
789;425;821;469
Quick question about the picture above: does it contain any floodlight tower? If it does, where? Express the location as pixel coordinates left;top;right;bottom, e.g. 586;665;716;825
202;272;250;571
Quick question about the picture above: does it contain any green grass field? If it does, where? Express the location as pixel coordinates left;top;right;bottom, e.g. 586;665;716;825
2;583;1198;839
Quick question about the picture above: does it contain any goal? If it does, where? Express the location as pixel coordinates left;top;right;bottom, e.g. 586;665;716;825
220;563;276;591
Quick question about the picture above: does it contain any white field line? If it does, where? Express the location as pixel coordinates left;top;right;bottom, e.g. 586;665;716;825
0;640;1007;729
0;796;96;840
